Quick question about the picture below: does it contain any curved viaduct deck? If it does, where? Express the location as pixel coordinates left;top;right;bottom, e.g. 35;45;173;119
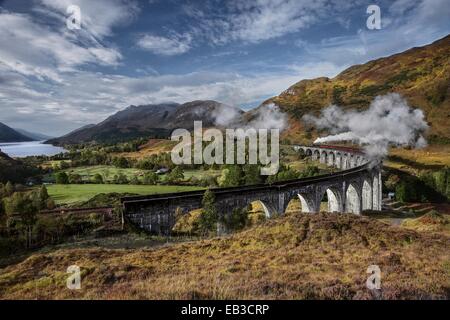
122;145;382;234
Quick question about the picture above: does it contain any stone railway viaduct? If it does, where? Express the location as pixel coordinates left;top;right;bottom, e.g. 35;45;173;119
122;145;382;234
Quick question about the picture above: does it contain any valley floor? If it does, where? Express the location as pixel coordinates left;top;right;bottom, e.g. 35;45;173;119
0;212;448;300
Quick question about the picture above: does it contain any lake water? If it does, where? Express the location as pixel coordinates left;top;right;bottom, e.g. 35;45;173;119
0;141;67;158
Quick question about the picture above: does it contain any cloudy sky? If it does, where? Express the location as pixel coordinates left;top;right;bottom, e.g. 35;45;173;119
0;0;449;136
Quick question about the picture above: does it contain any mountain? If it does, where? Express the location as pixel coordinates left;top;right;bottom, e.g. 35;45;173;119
166;100;244;129
47;103;178;145
49;35;450;146
66;124;96;135
0;122;33;143
46;124;95;145
13;128;53;141
48;101;243;145
268;34;450;143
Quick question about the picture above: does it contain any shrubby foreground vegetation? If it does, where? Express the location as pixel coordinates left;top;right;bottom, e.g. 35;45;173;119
0;183;108;256
0;212;448;299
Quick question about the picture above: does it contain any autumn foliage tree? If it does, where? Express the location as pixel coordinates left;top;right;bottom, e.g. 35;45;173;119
198;189;218;235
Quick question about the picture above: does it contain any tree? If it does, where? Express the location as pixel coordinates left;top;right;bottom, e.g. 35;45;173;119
224;206;249;232
198;189;218;235
138;159;155;170
46;198;56;210
395;181;407;202
432;169;449;199
59;161;70;170
20;193;38;248
113;157;129;168
267;165;301;183
39;185;50;209
0;195;4;223
69;173;82;184
55;172;69;184
3;192;38;247
115;173;129;184
301;165;319;178
218;166;242;187
166;167;184;183
92;173;104;184
200;176;218;188
129;176;141;185
5;181;14;196
39;185;49;200
395;179;419;202
143;172;159;185
243;165;262;185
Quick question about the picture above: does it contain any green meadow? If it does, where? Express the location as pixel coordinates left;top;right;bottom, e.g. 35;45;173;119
47;184;203;205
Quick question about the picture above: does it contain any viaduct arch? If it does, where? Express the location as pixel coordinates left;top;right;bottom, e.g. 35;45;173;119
122;145;382;234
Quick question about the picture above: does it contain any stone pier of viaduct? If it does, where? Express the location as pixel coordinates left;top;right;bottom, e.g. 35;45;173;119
122;145;382;234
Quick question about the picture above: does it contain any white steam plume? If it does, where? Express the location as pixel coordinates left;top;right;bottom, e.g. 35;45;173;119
212;105;242;127
302;93;429;161
213;102;288;131
247;103;288;130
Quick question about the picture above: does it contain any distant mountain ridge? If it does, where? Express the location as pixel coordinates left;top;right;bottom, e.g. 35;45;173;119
47;101;244;145
48;34;450;145
13;128;53;141
0;122;33;142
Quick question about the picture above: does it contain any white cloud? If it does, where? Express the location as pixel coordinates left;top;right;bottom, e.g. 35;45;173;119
185;0;363;45
0;11;122;81
291;0;450;67
225;0;319;43
137;34;192;56
179;0;449;56
0;61;341;135
0;0;140;82
38;0;140;40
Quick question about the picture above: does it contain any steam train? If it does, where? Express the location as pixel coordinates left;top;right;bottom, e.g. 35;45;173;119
311;144;363;154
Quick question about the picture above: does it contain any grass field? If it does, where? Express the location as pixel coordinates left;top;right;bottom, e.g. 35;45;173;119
47;184;203;205
181;169;221;180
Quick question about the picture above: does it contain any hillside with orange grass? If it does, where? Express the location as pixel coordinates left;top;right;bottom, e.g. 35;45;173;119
269;35;450;144
116;139;177;159
1;213;449;299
